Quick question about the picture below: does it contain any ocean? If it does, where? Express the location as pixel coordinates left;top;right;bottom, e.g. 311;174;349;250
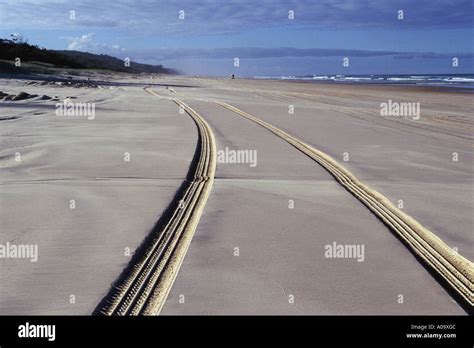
253;74;474;89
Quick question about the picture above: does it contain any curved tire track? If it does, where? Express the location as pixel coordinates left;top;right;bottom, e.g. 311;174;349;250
216;101;473;309
94;88;216;315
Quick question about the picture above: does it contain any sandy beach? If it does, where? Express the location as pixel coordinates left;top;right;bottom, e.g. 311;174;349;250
0;75;472;314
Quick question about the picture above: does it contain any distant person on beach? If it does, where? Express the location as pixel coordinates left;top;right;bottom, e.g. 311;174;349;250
231;74;235;79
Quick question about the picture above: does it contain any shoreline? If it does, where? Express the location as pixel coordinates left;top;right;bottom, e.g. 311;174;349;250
241;77;474;93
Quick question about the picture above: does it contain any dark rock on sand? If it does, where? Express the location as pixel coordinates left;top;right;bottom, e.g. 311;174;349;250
12;92;38;101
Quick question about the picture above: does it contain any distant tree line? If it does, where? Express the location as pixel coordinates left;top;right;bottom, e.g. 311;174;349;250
0;38;176;74
1;39;83;68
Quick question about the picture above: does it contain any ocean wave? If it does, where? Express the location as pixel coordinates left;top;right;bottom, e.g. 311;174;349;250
252;74;474;87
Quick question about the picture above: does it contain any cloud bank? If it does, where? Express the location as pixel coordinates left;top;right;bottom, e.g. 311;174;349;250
132;47;474;62
1;0;472;33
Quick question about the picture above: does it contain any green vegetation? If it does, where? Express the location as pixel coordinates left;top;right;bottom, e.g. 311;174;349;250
0;38;176;74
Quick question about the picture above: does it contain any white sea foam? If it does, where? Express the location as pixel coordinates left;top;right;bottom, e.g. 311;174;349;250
252;74;474;87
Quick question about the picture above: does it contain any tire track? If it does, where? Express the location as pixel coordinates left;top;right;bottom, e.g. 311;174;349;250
93;87;216;315
216;101;473;310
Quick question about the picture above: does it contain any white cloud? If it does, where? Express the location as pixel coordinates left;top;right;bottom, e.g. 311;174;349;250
9;32;25;42
67;33;94;50
67;33;125;54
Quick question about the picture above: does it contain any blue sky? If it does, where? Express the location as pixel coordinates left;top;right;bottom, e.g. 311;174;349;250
0;0;473;76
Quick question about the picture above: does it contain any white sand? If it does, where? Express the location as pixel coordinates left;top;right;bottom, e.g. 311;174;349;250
0;76;470;314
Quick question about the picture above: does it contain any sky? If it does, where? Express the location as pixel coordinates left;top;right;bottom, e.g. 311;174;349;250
0;0;473;76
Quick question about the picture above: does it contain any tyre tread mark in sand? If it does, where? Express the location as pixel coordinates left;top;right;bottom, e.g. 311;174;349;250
93;87;216;315
216;101;473;311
